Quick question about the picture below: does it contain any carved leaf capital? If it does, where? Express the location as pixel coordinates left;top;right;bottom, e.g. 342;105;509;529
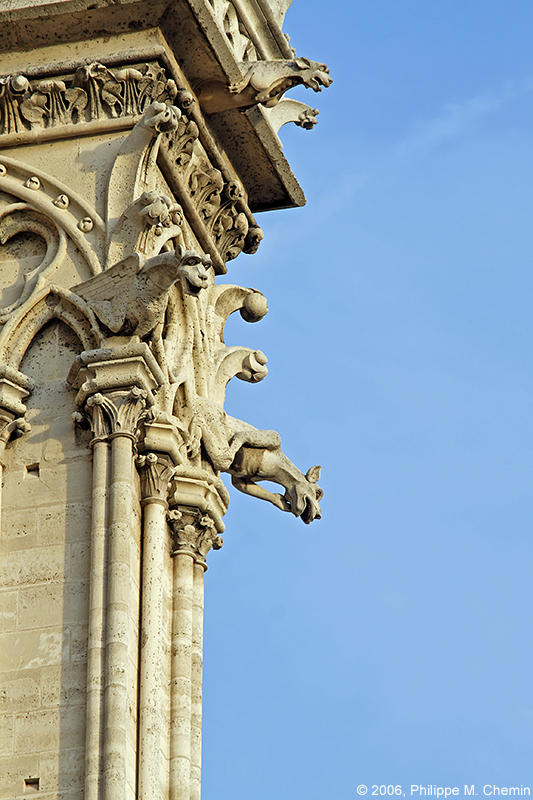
167;506;223;564
136;452;176;505
82;387;148;439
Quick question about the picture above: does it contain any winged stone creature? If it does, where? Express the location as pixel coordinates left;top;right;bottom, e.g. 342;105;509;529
72;247;211;365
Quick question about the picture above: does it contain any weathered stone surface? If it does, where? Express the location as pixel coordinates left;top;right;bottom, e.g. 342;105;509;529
0;2;329;798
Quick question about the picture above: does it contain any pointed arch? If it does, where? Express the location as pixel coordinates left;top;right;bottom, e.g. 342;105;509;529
0;285;101;369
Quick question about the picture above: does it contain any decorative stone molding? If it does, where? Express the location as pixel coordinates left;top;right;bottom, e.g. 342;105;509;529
0;155;104;278
203;0;296;64
0;286;102;369
68;341;165;409
136;452;177;506
0;366;33;452
206;0;258;62
82;387;148;441
0;56;265;271
263;98;319;135
0;61;177;139
0;204;67;321
167;506;223;568
0;365;34;417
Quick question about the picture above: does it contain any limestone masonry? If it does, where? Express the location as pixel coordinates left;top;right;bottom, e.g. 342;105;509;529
0;2;330;798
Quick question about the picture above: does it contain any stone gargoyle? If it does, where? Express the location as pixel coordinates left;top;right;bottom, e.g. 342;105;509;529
187;400;323;524
72;247;211;367
197;57;332;114
230;434;323;525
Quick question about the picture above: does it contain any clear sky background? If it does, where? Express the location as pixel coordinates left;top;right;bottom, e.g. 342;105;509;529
202;2;533;797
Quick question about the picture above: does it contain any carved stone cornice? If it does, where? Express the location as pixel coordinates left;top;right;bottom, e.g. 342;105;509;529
0;55;263;270
0;60;177;140
136;452;176;507
167;506;223;569
68;341;165;408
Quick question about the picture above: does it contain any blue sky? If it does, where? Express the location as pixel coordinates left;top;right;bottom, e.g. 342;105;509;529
202;3;533;797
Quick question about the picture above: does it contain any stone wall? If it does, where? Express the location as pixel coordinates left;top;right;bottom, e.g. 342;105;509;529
0;321;91;799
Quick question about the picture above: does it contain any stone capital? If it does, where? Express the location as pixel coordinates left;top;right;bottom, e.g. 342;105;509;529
68;341;165;439
167;506;223;568
0;366;34;449
83;387;148;440
68;340;165;408
0;365;34;417
136;452;176;507
138;417;188;467
168;465;229;534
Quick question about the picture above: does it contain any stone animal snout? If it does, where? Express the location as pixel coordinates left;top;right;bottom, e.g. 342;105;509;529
143;101;181;133
176;249;211;295
294;58;332;92
284;466;323;524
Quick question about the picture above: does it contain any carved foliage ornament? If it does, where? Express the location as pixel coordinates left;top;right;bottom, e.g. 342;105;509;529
167;507;223;564
0;60;263;266
187;166;263;261
0;62;177;135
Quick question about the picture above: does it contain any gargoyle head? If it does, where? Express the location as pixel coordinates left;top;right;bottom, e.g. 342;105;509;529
285;465;323;524
175;246;212;295
143;101;181;133
294;58;333;92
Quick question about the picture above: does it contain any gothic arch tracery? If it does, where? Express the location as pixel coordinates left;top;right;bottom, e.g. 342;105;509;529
0;285;101;369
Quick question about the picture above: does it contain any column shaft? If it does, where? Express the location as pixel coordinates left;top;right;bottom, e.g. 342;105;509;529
170;551;194;800
190;561;206;800
85;438;109;800
103;433;136;800
138;498;169;800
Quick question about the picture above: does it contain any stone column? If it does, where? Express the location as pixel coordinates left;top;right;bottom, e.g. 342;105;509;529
136;452;176;800
95;387;147;800
77;398;110;800
167;504;223;800
69;342;164;800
